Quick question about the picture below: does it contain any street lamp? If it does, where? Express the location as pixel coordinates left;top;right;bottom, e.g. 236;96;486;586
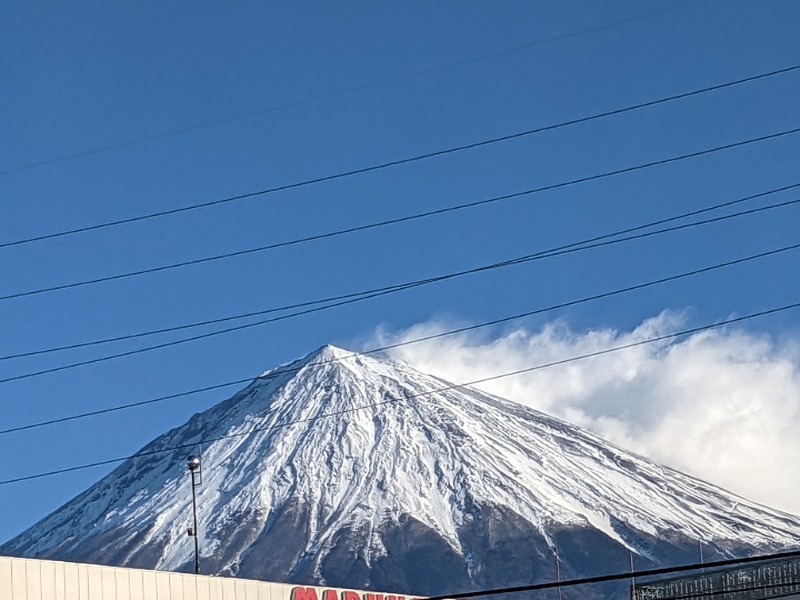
186;455;202;575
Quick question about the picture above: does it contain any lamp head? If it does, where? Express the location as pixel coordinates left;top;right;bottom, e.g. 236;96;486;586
187;455;201;471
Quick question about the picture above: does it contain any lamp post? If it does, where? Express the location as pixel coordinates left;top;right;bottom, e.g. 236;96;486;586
187;455;202;575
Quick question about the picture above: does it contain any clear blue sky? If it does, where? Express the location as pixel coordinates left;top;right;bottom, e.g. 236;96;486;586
1;1;798;543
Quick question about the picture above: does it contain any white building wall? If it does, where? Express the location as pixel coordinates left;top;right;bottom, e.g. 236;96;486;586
0;556;411;600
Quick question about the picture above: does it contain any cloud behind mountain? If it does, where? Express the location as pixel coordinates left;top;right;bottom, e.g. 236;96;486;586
373;310;800;515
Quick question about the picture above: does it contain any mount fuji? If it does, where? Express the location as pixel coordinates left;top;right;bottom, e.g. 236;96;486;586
3;345;800;597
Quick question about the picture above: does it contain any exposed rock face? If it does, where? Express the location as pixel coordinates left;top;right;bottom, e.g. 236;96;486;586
3;345;800;598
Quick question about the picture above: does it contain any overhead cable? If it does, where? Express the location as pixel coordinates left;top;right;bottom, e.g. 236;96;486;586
2;65;798;251
1;194;798;386
1;300;798;485
0;0;700;178
2;126;799;304
3;181;797;363
2;239;799;436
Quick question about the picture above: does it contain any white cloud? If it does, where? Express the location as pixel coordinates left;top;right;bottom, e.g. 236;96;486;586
370;311;800;516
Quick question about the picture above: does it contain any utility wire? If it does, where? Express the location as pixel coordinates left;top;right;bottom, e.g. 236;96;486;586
3;181;798;363
0;378;255;436
0;1;700;178
2;239;799;437
1;301;798;485
421;550;800;600
2;65;798;251
2;126;798;303
2;195;798;386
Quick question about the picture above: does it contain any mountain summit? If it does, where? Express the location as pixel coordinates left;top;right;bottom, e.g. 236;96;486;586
4;345;800;595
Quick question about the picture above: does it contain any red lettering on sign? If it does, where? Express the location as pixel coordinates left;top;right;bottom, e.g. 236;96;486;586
292;589;319;600
365;595;384;600
342;592;360;600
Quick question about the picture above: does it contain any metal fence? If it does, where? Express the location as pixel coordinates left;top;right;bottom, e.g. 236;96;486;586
632;556;800;600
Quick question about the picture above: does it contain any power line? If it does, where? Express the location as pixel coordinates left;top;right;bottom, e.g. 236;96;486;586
3;182;797;363
422;550;800;600
1;300;797;485
0;1;701;178
2;195;798;386
2;239;799;437
2;126;798;304
0;378;254;436
2;65;798;251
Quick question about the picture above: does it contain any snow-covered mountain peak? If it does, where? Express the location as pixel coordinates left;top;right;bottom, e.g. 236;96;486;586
4;346;800;594
257;345;386;389
310;343;355;361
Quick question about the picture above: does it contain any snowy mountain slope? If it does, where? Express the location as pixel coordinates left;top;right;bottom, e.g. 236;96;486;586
3;345;800;596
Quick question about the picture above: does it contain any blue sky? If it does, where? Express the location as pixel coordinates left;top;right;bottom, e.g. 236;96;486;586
1;1;799;544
